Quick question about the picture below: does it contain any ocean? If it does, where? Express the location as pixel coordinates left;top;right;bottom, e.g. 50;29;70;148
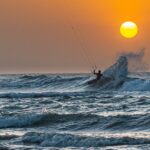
0;56;150;150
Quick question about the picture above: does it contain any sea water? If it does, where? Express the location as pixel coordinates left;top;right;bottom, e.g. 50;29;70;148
0;72;150;150
0;55;150;150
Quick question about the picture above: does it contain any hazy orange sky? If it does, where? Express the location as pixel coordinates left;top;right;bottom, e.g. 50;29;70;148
0;0;150;73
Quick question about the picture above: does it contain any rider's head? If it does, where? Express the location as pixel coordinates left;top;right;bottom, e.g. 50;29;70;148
98;70;101;73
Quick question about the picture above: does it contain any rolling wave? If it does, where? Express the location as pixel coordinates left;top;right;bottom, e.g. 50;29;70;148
22;132;150;147
0;112;150;131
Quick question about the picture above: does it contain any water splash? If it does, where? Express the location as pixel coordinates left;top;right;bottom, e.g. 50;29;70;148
103;56;128;80
120;49;149;72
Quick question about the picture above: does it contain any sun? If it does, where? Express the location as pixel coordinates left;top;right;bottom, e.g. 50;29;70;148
120;21;138;38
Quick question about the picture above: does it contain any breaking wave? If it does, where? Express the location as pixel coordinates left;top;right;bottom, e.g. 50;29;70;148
86;55;150;91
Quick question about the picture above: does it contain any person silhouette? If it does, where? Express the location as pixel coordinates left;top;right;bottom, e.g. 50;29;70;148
93;70;103;80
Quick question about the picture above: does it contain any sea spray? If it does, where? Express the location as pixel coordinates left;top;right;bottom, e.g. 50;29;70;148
120;49;149;72
103;56;128;79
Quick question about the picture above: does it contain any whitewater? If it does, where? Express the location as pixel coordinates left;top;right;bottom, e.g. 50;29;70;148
0;55;150;149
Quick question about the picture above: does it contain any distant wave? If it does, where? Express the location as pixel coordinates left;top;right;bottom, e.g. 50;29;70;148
20;74;48;80
22;132;150;147
0;74;88;90
0;92;60;98
0;91;86;98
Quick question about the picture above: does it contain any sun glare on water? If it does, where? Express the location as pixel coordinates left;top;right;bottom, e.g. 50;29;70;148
120;21;138;38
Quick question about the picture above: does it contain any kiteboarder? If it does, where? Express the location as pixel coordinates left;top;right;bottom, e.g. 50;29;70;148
93;70;103;81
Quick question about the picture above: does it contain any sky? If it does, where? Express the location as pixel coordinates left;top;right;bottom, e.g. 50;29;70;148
0;0;150;73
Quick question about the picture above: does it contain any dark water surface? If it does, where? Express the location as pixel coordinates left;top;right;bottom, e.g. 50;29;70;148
0;73;150;150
